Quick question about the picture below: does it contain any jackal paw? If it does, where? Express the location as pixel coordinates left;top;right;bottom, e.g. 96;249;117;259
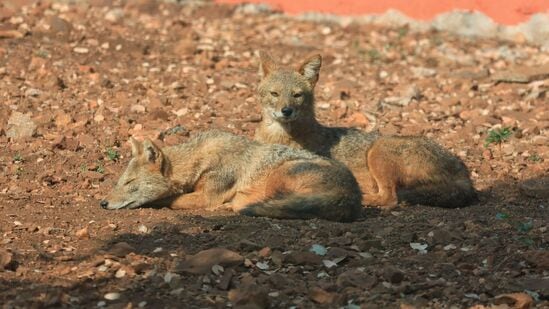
363;195;398;209
206;203;233;212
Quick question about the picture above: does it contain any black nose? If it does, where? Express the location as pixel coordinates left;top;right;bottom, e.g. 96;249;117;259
100;200;109;209
281;106;294;117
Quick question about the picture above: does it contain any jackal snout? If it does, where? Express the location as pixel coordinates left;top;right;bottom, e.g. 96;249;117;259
271;104;299;122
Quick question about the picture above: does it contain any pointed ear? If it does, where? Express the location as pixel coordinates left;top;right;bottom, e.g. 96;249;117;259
129;137;141;157
258;50;277;78
298;54;322;87
142;139;162;164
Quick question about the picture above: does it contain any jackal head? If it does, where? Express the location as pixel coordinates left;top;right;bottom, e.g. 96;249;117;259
100;138;171;210
257;51;321;123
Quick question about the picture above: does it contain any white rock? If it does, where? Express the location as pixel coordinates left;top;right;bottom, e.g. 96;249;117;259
104;292;120;300
115;269;126;278
73;47;89;54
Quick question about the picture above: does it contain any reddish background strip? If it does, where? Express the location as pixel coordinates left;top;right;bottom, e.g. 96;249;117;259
217;0;549;25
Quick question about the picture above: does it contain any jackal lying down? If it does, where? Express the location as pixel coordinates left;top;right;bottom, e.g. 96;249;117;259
101;130;362;222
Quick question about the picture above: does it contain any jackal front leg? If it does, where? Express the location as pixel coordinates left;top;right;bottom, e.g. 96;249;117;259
168;192;208;209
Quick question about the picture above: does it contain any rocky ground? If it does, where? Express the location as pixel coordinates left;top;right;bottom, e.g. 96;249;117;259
0;0;548;308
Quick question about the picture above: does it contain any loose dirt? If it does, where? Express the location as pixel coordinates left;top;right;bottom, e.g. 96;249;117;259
0;1;547;308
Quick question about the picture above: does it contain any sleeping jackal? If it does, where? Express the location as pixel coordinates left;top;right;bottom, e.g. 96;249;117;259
100;130;362;222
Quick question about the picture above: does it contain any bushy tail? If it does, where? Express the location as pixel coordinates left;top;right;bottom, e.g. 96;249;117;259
398;178;478;208
239;193;362;222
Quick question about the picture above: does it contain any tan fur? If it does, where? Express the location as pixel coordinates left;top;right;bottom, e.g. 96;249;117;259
254;51;477;208
101;131;362;222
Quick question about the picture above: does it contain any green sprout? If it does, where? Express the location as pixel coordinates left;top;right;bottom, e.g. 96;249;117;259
528;153;541;162
484;127;512;148
517;221;533;233
13;153;23;163
367;49;382;62
35;49;49;58
94;163;105;174
397;26;409;38
105;148;120;162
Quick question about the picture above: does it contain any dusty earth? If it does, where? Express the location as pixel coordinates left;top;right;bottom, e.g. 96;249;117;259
0;1;548;308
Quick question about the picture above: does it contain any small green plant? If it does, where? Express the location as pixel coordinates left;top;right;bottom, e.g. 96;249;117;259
94;162;105;174
105;148;120;162
367;49;382;62
528;153;541;162
397;26;409;38
517;221;533;233
484;127;512;148
495;212;509;220
13;153;23;163
35;49;49;58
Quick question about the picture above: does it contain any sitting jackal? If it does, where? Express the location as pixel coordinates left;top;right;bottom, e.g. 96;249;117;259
254;52;477;208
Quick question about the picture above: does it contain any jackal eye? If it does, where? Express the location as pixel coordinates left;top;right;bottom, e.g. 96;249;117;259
270;91;279;97
124;179;136;185
293;92;303;98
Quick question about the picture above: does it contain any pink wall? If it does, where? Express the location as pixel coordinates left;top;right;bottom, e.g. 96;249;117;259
217;0;549;25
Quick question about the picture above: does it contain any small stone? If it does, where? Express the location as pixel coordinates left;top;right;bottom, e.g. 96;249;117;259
211;264;224;275
238;239;262;251
104;292;120;301
115;269;126;278
0;30;23;39
0;249;16;271
137;224;149;234
7;112;36;140
494;293;533;309
383;266;405;284
430;229;454;245
105;8;124;23
55;112;72;127
175;248;243;274
228;285;269;308
337;269;377;289
94;114;105;122
309;287;336;304
258;247;271;257
411;66;437;78
173;108;188;117
318;102;330;109
285;251;321;266
217;269;234;291
108;242;135;258
75;227;89;239
532;135;548;146
482;149;493;160
47;16;72;36
347;112;369;127
73;47;89;54
24;88;41;97
131;104;146;113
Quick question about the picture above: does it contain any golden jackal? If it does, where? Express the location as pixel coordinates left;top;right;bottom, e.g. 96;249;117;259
100;130;362;222
254;52;477;208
